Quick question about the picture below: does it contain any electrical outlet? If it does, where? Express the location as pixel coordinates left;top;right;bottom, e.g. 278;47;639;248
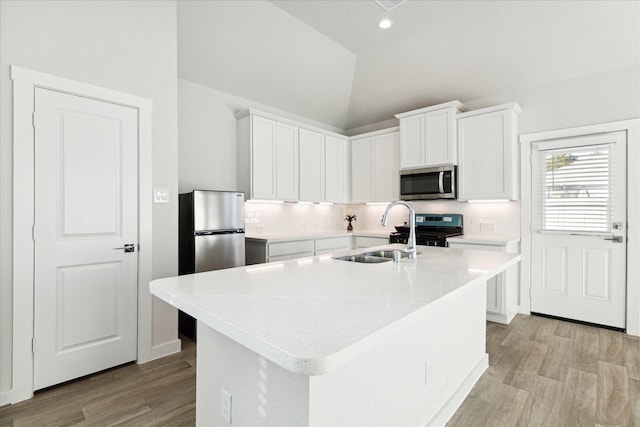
480;221;496;232
221;389;232;423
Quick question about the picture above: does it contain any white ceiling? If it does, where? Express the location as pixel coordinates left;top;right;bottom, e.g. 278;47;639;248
178;0;640;131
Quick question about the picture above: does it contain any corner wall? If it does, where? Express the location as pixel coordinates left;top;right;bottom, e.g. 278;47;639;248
0;0;179;402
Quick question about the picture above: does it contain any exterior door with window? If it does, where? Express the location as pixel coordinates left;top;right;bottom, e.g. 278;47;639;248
33;88;139;389
530;132;627;328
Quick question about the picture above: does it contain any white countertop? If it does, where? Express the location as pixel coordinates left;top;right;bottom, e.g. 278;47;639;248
245;229;390;242
447;234;520;246
150;244;520;376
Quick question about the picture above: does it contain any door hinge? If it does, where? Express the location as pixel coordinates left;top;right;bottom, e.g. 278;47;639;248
32;337;36;354
32;224;36;241
32;112;37;128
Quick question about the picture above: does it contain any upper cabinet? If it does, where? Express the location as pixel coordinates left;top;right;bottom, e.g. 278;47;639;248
395;101;466;168
457;103;521;201
237;112;298;201
237;109;348;203
324;135;349;203
350;128;399;203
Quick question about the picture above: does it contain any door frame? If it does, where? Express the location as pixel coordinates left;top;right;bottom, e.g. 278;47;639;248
520;118;640;336
11;66;153;402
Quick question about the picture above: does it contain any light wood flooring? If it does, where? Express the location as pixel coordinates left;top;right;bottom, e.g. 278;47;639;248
1;315;639;426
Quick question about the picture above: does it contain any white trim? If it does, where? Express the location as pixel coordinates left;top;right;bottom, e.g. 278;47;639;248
426;353;488;427
520;118;640;336
0;390;13;407
150;339;182;361
10;65;154;403
348;126;400;141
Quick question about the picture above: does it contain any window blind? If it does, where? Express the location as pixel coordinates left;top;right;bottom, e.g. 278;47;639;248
532;143;614;234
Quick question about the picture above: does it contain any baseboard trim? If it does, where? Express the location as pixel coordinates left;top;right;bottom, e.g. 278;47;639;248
142;338;182;363
426;353;489;427
1;389;13;407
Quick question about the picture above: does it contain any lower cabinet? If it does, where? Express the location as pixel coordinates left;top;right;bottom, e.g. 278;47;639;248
447;239;519;324
354;236;390;249
315;236;353;255
246;234;390;264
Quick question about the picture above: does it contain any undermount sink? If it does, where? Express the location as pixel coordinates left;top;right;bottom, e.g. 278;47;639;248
333;254;392;263
333;250;411;264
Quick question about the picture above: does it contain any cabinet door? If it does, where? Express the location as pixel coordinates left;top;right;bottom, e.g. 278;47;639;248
399;115;425;169
325;136;348;203
425;110;456;166
275;122;299;201
354;236;389;249
373;132;399;202
351;138;373;203
458;110;514;200
299;129;324;202
251;116;277;200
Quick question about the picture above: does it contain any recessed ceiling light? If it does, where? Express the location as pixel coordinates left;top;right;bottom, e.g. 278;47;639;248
378;18;392;29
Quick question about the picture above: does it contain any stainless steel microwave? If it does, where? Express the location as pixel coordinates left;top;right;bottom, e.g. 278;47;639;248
399;165;457;200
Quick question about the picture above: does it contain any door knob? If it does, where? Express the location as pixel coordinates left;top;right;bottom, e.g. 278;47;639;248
113;244;136;252
604;236;623;243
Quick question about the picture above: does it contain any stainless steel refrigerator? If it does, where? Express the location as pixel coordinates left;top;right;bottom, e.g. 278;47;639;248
178;190;245;339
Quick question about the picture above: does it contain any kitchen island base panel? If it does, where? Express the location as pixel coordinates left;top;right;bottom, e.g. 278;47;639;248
195;280;487;426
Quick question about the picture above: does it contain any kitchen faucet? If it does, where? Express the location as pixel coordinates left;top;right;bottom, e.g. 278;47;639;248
381;200;416;259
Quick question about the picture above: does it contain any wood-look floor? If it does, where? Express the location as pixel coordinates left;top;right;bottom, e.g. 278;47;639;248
1;315;639;426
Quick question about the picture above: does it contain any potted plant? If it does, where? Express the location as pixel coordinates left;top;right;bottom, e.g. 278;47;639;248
344;209;357;231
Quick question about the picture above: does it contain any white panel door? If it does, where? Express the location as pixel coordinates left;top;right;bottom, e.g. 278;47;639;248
299;128;324;202
275;122;299;201
33;88;138;390
530;132;627;328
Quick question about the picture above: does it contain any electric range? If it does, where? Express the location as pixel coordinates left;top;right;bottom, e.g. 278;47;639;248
389;213;463;247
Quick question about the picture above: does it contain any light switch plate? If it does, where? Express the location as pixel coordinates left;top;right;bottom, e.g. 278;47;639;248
153;188;169;204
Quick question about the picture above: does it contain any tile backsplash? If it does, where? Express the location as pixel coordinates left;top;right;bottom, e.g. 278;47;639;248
244;200;520;237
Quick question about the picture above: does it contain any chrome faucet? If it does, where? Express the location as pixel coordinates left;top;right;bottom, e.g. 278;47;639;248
381;200;416;259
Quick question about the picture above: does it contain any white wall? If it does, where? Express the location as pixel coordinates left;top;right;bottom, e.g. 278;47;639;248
0;0;179;401
178;78;347;195
177;0;357;131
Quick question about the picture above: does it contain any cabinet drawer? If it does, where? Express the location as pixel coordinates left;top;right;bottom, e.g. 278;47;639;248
268;240;315;257
315;236;352;252
448;242;505;252
354;236;389;248
268;252;314;262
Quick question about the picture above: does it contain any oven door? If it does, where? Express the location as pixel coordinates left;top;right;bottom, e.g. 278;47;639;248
400;166;456;200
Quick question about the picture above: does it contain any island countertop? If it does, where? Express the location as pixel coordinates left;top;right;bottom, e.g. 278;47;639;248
150;244;520;376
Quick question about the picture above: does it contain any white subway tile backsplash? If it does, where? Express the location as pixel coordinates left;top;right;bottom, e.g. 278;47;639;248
244;200;520;238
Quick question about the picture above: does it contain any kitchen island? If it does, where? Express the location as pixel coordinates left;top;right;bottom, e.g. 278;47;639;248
150;244;520;426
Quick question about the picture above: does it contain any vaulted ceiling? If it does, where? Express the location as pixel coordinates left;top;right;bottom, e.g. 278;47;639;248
177;0;639;132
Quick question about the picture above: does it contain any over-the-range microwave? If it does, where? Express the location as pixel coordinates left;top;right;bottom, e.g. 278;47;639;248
399;165;457;200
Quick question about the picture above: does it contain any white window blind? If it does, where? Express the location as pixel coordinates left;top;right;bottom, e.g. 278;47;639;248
532;143;614;234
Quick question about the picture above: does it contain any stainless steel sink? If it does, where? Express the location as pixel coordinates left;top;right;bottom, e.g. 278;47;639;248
333;249;417;263
333;254;392;263
362;250;410;259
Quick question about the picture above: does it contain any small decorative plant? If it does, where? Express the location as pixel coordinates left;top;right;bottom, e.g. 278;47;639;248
344;209;357;231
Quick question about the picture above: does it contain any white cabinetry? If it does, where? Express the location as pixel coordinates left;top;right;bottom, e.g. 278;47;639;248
324;136;349;203
299;128;324;202
457;103;521;201
237;111;299;201
447;237;519;324
299;130;349;203
350;128;399;203
314;236;352;255
237;109;348;203
354;236;389;249
396;101;465;168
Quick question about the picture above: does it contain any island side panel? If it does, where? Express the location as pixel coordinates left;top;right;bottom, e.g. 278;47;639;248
196;321;311;426
308;280;488;426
